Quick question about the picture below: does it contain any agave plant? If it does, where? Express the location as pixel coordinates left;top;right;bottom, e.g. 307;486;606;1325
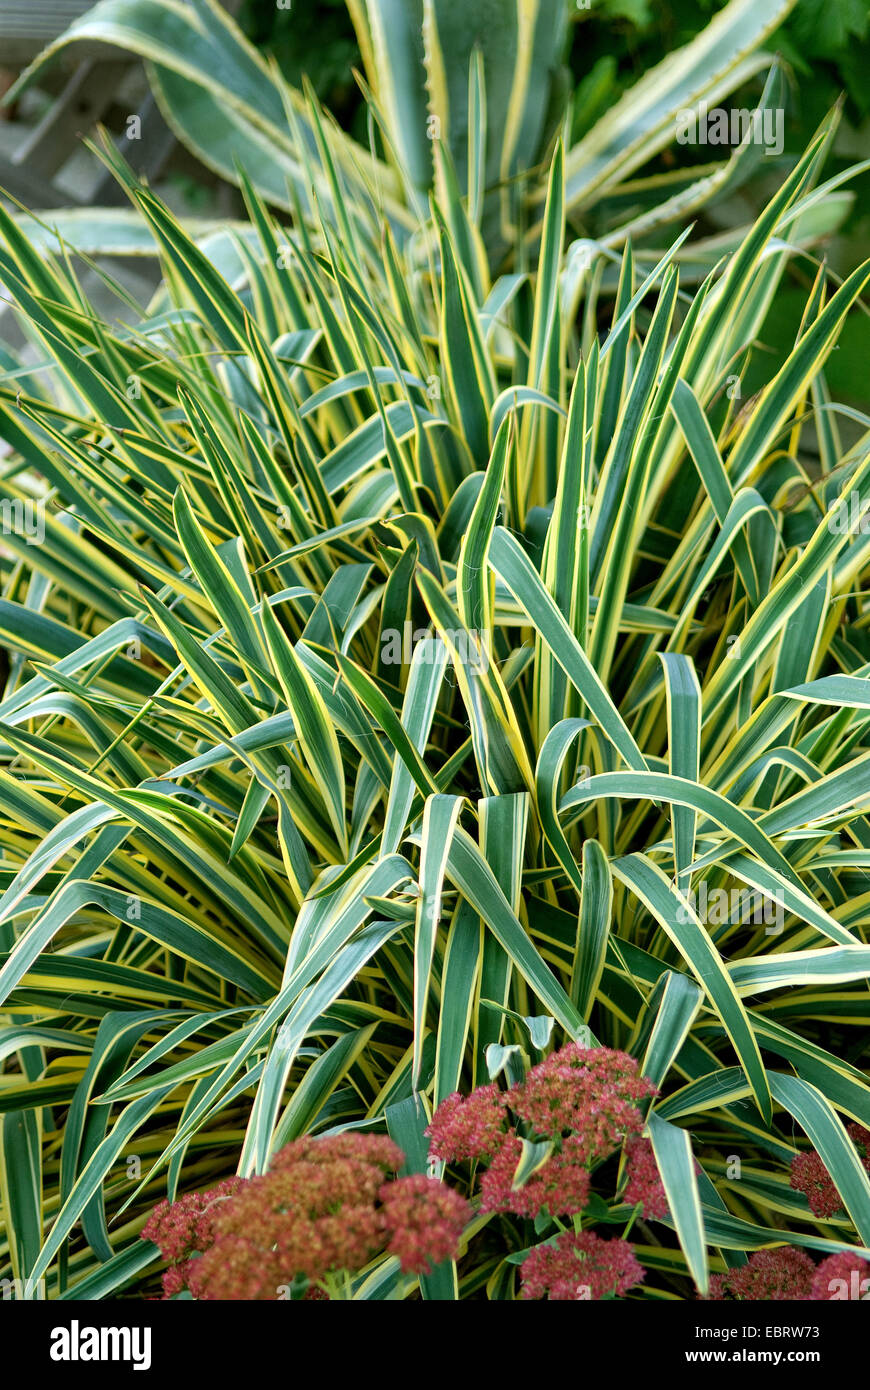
1;114;870;1300
10;0;801;275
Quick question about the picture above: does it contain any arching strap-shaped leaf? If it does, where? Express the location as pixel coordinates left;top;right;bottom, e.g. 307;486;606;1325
754;1023;870;1131
159;855;413;1168
612;854;771;1124
0;1109;42;1290
728;258;870;488
572;839;612;1021
685;853;855;949
539;353;595;733
729;945;870;995
261;607;348;857
561;769;804;895
704;419;870;718
559;0;793;214
667;487;772;651
475;793;529;1084
699;1205;870;1260
588;265;678;606
767;1071;870;1246
756;749;870;846
382;636;450;854
23;1085;175;1295
416;567;532;796
0;800;116;930
656;1068;753;1122
637;971;703;1090
647;1112;708;1295
229;778;272;861
273;1025;379;1149
101;1029;257;1108
784;674;870;709
441;828;586;1038
173;487;269;688
489;386;566;442
98;1008;255;1105
386;1092;459;1301
0;880;273;1009
535;719;591;895
413;795;464;1088
58;1240;161;1301
437;212;494;465
240;918;402;1175
336;653;440;802
489;526;647;772
62;1011;167;1268
671;379;761;605
659;654;701;893
434;901;482;1105
457;417;510;638
522;139;564;502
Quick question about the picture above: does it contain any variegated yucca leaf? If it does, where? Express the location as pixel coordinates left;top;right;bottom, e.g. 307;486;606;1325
9;0;805;274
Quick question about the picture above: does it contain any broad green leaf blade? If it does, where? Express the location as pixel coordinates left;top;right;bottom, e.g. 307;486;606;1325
571;839;612;1019
611;854;771;1124
647;1112;708;1295
767;1072;870;1246
386;1093;459;1301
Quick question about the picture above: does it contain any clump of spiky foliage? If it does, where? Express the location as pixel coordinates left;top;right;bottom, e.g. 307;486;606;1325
1;117;870;1301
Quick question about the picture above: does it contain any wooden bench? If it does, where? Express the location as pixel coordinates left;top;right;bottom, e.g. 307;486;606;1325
0;0;174;207
0;1;98;67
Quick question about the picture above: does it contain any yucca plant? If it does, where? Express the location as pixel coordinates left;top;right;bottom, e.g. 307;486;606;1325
10;0;803;277
1;111;870;1300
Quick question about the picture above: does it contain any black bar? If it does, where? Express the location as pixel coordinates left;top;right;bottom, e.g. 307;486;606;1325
1;1296;864;1378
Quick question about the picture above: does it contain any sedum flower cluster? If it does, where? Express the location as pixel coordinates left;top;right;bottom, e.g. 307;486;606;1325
707;1246;870;1301
519;1231;645;1301
427;1044;663;1300
790;1124;870;1217
142;1133;468;1299
428;1045;663;1217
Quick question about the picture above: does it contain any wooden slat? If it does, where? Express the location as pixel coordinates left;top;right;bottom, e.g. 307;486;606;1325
0;1;97;63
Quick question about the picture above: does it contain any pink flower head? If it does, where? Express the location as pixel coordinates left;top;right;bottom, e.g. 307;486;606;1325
520;1231;644;1301
141;1175;245;1301
624;1139;668;1220
188;1235;290;1301
142;1131;409;1299
378;1174;470;1274
848;1124;870;1161
159;1263;189;1299
706;1248;815;1301
810;1251;870;1301
269;1132;403;1175
844;1123;867;1156
191;1147;402;1295
790;1151;842;1217
479;1132;591;1218
426;1084;509;1162
508;1045;657;1157
790;1125;870;1218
